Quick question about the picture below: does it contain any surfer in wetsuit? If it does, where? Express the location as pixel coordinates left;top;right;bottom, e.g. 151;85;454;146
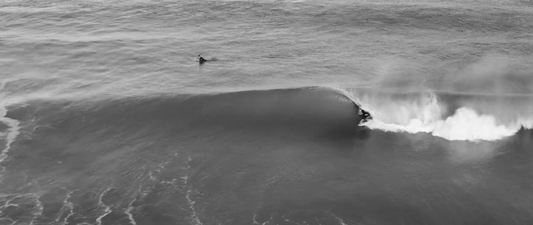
359;108;372;123
198;55;207;64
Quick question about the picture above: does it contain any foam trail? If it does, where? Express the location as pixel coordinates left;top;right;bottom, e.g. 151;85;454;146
56;190;75;225
182;155;203;225
125;198;138;225
30;193;44;225
96;188;112;225
0;81;21;178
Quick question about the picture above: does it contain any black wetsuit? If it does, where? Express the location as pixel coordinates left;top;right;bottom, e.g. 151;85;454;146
359;109;372;122
198;56;207;64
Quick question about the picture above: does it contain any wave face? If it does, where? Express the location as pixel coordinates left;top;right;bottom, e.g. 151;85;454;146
349;89;533;141
0;87;368;225
2;86;533;225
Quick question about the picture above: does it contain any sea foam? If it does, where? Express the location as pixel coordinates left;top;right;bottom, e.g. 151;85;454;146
355;91;532;142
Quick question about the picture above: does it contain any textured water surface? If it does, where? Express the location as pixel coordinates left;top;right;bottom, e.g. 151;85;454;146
1;0;533;224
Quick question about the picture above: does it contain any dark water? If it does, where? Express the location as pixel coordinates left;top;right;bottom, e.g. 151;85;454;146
0;87;532;225
2;0;533;225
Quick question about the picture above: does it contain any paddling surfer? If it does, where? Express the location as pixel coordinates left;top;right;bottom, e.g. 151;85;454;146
198;55;207;64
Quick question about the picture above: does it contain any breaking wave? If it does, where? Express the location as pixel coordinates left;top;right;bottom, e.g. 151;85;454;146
349;90;533;142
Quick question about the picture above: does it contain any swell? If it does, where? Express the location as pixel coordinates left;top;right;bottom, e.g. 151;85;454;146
0;86;371;224
5;86;367;139
0;85;531;224
3;84;532;152
5;85;532;146
0;86;368;183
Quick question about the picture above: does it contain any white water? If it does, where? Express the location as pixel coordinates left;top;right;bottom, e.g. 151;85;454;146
355;91;533;142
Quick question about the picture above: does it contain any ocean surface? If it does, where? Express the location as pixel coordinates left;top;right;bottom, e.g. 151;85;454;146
2;0;533;224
